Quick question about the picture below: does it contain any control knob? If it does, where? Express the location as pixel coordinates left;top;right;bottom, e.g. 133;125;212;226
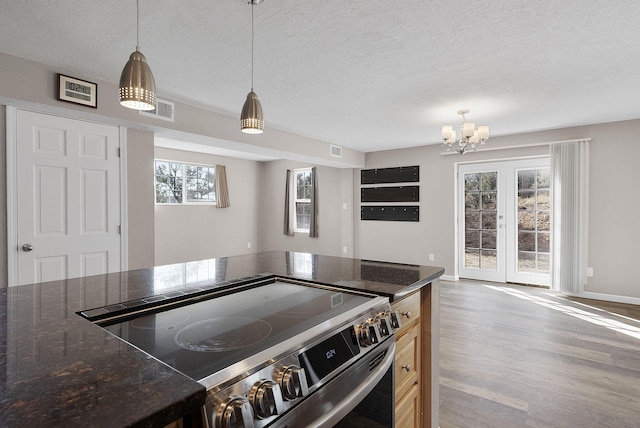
216;396;255;428
357;321;378;347
375;314;391;337
389;311;402;329
249;379;284;419
279;365;309;400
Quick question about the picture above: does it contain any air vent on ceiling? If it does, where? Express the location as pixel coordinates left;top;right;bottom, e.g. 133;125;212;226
138;98;175;122
330;144;343;158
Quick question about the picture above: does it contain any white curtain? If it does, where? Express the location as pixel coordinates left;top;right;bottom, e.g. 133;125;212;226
283;169;294;236
550;140;589;294
309;167;318;237
215;165;230;208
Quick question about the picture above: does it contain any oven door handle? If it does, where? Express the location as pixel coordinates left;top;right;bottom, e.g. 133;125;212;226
311;340;396;427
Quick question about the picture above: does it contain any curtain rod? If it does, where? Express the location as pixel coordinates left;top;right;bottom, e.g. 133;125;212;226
440;138;591;156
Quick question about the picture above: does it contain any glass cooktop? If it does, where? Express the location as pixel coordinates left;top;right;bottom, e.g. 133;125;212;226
103;281;374;382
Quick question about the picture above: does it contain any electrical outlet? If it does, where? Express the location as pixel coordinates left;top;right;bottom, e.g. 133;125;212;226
343;246;348;254
342;203;347;210
247;242;251;249
428;253;435;262
586;267;593;277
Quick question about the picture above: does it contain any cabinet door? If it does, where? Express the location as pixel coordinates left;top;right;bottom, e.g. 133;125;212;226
396;383;420;428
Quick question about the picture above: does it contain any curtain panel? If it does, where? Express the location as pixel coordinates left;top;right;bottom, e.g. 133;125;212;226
215;165;230;208
550;140;589;294
284;169;294;236
309;167;318;237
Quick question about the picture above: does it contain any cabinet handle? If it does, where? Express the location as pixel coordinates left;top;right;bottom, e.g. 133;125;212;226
402;364;412;372
401;311;412;318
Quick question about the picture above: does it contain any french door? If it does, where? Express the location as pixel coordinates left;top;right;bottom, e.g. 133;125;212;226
458;158;551;286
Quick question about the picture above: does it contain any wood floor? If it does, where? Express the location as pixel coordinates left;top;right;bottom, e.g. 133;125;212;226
438;280;640;428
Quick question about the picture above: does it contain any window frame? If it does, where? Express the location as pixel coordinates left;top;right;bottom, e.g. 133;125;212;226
154;159;217;205
293;168;312;233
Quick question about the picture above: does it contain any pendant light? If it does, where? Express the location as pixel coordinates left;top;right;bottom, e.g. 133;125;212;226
119;0;156;111
240;0;264;134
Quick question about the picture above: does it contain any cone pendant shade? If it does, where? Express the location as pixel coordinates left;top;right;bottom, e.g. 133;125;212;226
119;48;156;111
241;90;264;134
240;0;264;134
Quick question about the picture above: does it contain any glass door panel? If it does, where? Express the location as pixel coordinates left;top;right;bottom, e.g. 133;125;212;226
458;163;505;282
507;161;551;285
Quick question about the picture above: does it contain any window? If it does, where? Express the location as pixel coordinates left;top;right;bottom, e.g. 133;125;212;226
155;160;216;204
294;168;312;232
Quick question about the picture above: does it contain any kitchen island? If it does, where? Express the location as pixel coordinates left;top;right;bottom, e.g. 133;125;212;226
0;251;443;427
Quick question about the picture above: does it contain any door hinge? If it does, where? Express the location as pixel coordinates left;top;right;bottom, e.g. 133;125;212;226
117;225;121;235
116;147;121;157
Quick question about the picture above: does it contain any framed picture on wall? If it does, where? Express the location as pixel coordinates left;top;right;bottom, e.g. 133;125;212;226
57;74;97;108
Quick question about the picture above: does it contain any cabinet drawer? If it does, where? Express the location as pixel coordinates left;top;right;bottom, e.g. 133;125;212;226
391;291;421;335
395;322;420;401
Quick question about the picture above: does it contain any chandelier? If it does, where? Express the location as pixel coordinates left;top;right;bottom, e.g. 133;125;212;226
441;109;489;154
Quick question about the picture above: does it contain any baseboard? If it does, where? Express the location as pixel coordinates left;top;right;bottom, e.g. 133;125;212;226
568;291;640;306
440;274;458;282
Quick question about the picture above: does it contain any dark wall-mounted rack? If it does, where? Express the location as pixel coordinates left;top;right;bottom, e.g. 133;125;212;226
360;165;420;222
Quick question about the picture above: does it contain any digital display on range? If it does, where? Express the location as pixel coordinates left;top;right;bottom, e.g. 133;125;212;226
298;326;360;386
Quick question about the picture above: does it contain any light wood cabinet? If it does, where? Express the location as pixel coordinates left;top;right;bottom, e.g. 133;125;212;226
396;382;420;428
392;293;421;428
391;281;440;428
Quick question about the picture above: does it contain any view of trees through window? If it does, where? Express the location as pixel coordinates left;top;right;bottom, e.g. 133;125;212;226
517;168;550;274
155;161;216;204
464;171;498;270
294;169;312;231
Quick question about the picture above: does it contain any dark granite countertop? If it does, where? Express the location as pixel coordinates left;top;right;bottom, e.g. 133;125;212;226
0;251;443;427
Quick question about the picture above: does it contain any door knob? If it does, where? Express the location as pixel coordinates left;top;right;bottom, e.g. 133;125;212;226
22;243;33;252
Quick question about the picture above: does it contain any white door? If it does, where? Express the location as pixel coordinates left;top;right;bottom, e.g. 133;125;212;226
458;162;506;282
15;110;121;285
458;158;551;286
505;158;551;286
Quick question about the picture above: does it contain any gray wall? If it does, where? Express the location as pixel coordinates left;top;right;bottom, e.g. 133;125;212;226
355;119;640;301
0;52;365;169
355;143;548;268
127;128;155;270
2;51;640;302
0;51;364;287
153;147;261;265
258;160;353;258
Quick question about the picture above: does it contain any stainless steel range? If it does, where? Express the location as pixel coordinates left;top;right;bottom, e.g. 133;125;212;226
81;277;400;427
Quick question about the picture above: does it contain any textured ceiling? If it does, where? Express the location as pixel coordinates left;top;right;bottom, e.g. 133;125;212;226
1;0;639;153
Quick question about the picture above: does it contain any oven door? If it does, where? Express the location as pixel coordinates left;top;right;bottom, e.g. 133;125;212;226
275;339;395;428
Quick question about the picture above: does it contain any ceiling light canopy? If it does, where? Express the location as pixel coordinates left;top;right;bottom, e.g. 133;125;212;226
441;109;489;155
240;0;264;134
119;0;156;111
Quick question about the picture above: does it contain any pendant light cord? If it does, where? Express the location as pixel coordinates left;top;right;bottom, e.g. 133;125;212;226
250;1;254;91
136;0;140;51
